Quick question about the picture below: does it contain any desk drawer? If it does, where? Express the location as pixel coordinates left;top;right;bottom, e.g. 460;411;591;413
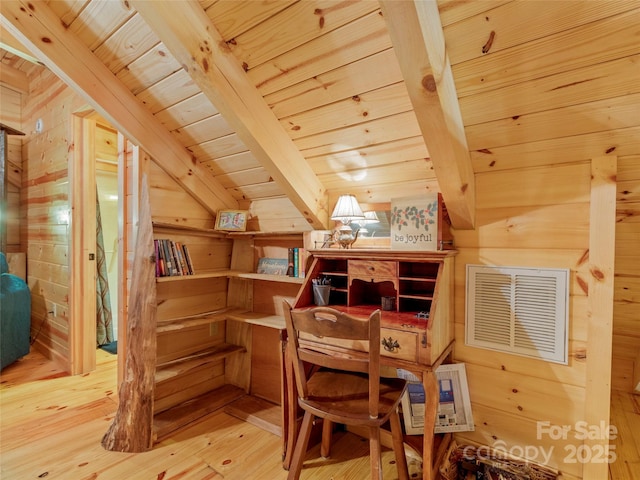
349;260;396;279
299;327;418;363
380;327;418;362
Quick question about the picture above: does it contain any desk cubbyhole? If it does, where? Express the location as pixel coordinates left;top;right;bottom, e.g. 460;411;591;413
348;279;396;307
319;258;348;275
398;261;440;279
398;297;432;316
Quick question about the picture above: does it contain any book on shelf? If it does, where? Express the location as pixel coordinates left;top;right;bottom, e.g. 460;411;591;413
257;257;289;275
154;239;195;277
182;244;195;275
286;247;307;278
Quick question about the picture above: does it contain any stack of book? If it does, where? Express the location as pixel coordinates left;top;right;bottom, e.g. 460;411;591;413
154;239;195;277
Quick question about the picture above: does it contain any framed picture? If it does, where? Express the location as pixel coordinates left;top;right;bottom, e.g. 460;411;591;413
215;210;248;232
390;194;439;251
398;363;474;435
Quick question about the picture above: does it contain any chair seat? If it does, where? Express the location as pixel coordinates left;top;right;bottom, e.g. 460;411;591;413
301;370;407;426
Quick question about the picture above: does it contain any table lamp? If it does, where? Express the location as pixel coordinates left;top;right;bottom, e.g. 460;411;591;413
330;194;365;248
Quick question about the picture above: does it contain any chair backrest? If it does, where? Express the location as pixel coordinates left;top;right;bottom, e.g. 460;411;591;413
283;301;382;419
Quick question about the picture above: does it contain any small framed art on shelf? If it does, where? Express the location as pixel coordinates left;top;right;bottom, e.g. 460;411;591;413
215;210;248;232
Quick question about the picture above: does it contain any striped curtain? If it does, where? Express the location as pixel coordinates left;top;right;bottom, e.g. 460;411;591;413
96;190;114;346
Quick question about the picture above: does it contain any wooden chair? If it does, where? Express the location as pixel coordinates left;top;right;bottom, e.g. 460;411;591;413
283;301;410;480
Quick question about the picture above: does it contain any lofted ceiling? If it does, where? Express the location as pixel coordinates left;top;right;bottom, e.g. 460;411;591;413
1;0;638;232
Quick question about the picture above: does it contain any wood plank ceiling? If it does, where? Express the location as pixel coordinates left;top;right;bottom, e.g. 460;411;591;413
1;0;638;231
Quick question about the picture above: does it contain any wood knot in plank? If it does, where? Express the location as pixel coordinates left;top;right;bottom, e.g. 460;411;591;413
422;74;436;92
577;249;589;267
590;266;605;282
576;275;588;294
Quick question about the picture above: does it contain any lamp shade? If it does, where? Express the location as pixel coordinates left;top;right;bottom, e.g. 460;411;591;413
361;210;380;224
330;194;365;223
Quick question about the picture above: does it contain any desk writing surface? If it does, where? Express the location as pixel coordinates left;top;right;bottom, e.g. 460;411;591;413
300;303;431;329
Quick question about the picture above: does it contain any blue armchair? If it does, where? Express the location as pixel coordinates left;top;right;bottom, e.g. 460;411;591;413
0;253;31;370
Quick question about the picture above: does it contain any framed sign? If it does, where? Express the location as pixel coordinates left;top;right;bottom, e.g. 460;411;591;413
398;363;474;435
215;210;248;232
390;194;440;250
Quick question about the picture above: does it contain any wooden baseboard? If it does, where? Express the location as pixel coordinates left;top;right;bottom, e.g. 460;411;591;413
30;340;69;374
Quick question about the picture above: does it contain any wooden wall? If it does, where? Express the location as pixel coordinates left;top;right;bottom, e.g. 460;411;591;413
442;3;640;478
615;156;640;392
452;163;591;479
1;84;24;253
20;69;86;368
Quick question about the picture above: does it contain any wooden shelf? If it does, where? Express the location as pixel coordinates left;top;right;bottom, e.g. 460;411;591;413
155;344;246;383
225;310;286;329
156;307;250;332
155;307;287;331
156;270;305;284
399;277;436;282
319;270;347;276
152;221;225;237
153;384;246;442
156;270;232;282
399;294;434;300
227;230;305;238
231;271;305;284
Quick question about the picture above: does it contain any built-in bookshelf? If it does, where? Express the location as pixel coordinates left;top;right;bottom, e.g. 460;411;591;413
154;238;195;276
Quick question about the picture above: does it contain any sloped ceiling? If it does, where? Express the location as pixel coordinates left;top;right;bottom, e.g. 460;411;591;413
3;1;637;233
0;0;474;232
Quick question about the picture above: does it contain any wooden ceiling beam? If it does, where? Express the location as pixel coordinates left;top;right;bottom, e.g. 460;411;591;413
380;0;475;229
131;0;328;230
0;0;238;215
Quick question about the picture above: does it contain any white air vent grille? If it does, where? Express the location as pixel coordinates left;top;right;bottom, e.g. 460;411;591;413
466;265;569;364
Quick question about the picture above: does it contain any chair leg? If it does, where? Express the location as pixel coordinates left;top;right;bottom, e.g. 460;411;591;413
389;409;410;480
320;419;333;458
369;426;383;480
287;411;314;480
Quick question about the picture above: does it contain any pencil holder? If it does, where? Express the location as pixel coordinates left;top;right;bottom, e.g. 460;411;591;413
313;284;331;306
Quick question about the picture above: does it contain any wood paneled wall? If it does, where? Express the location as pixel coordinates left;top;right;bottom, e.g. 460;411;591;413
442;2;639;478
1;85;24;253
21;69;86;368
452;163;591;479
614;156;640;392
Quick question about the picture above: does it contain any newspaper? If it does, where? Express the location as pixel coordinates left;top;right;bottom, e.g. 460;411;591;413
398;363;474;435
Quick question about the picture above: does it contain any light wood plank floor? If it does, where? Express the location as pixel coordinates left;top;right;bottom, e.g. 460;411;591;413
0;350;420;480
610;389;640;480
3;350;639;480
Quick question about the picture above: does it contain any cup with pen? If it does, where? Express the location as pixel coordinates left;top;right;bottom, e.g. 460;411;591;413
312;276;331;306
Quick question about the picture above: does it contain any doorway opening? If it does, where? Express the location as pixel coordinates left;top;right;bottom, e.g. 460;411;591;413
70;111;125;374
